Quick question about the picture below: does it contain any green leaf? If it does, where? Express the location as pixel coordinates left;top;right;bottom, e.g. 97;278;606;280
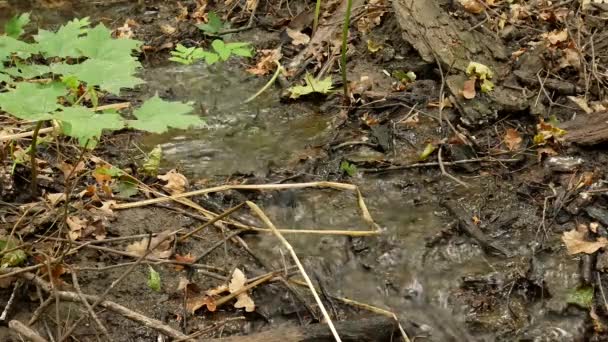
466;61;494;80
340;161;357;177
567;285;593;308
52;58;144;94
147;266;161;292
480;79;494;93
115;179;138;197
141;145;162;176
419;143;437;161
211;40;230;61
128;95;202;133
288;73;333;99
196;12;223;34
5;13;31;39
55;106;125;147
3;64;51;79
0;35;37;61
0;238;26;268
203;51;220;65
0;82;66;120
34;17;91;57
74;24;141;62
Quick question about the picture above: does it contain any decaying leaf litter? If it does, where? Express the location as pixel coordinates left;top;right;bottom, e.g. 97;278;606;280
1;0;608;341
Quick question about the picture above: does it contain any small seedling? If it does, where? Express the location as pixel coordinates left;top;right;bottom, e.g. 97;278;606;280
169;40;252;66
340;161;357;177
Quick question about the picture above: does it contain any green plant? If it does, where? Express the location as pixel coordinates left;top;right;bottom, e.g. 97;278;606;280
0;14;204;193
196;12;225;35
169;40;252;66
341;0;353;100
340;161;357;177
313;0;322;33
288;72;333;99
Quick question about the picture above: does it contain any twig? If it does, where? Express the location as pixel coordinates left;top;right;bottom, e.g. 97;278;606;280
438;146;469;187
70;270;112;341
30;121;43;197
9;320;48;342
28;296;54;326
246;201;342;342
359;157;520;173
178;203;245;242
244;61;284;103
0;280;21;321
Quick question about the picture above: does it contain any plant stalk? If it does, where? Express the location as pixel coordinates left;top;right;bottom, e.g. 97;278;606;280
313;0;322;34
341;0;353;100
29;121;43;198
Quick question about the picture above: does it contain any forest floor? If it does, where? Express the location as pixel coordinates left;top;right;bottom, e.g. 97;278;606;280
1;0;608;341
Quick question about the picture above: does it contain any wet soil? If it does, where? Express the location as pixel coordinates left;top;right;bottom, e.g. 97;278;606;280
1;0;607;341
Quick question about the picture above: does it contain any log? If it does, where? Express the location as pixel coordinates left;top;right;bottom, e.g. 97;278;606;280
559;111;608;145
205;317;397;342
392;0;529;126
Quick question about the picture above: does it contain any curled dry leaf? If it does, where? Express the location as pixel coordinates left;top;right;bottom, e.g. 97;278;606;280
543;29;568;45
228;268;255;312
173;253;195;271
126;230;174;259
504;128;522;151
562;229;608;255
187;295;217;313
45;193;66;207
285;27;310;46
158;169;188;195
462;79;477;100
247;48;282;76
459;0;485;14
58;161;86;180
67;216;88;240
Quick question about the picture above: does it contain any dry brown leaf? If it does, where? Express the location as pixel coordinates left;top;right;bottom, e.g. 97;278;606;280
228;268;255;312
562;229;608;255
567;96;593;113
286;27;310;46
459;0;485;14
206;284;229;296
158;169;188;195
66;216;88;240
160;24;177;35
536;147;558;161
45;193;66;207
174;253;195;271
58;161;86;180
115;19;137;39
126;230;174;259
177;277;190;291
559;48;581;70
543;29;568;45
356;0;387;33
187;295;217;313
504;128;522;151
247;49;282;75
245;0;257;11
462;79;477;99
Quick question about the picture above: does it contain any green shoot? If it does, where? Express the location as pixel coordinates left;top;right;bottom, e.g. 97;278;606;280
313;0;322;34
341;0;353;100
340;161;357;177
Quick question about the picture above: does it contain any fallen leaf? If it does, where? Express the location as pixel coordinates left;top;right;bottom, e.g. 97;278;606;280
543;29;568;45
228;268;255;312
174;253;195;271
160;24;177;35
45;193;66;207
158;169;189;194
206;284;229;296
462;79;477;99
288;73;333;99
504;128;522;151
58;161;86;180
568;96;592;114
559;48;581;70
247;49;282;76
187;295;217;313
66;216;88;240
562;229;608;255
459;0;484;14
286;27;310;46
366;39;383;53
536;146;558;161
126;230;174;259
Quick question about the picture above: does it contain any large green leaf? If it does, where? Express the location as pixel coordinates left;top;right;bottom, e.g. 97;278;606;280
74;24;141;62
55;106;125;146
52;58;143;94
34;17;91;57
128;95;202;133
0;35;37;62
4;13;31;39
3;64;51;79
0;82;65;120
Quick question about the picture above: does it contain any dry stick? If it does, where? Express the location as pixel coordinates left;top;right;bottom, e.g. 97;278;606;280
246;201;342;342
178;203;245;242
58;230;179;341
28;296;54;326
212;272;276;308
18;271;189;341
9;320;48;342
438;146;469;187
69;270;112;341
113;181;380;236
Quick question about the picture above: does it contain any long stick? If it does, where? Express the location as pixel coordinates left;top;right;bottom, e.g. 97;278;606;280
246;201;342;342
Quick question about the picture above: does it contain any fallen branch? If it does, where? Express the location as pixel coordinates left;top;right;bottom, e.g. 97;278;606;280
246;201;342;342
9;320;48;342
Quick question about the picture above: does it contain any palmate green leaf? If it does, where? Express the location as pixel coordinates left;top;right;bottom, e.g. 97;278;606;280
52;58;143;94
34;17;91;57
128;95;202;133
74;24;141;62
3;64;51;79
288;73;333;99
211;40;230;61
196;12;224;34
4;13;31;38
0;35;37;62
0;82;65;120
55;106;125;147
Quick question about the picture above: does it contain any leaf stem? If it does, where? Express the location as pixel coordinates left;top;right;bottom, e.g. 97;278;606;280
313;0;322;34
341;0;353;100
244;61;284;103
29;121;42;198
